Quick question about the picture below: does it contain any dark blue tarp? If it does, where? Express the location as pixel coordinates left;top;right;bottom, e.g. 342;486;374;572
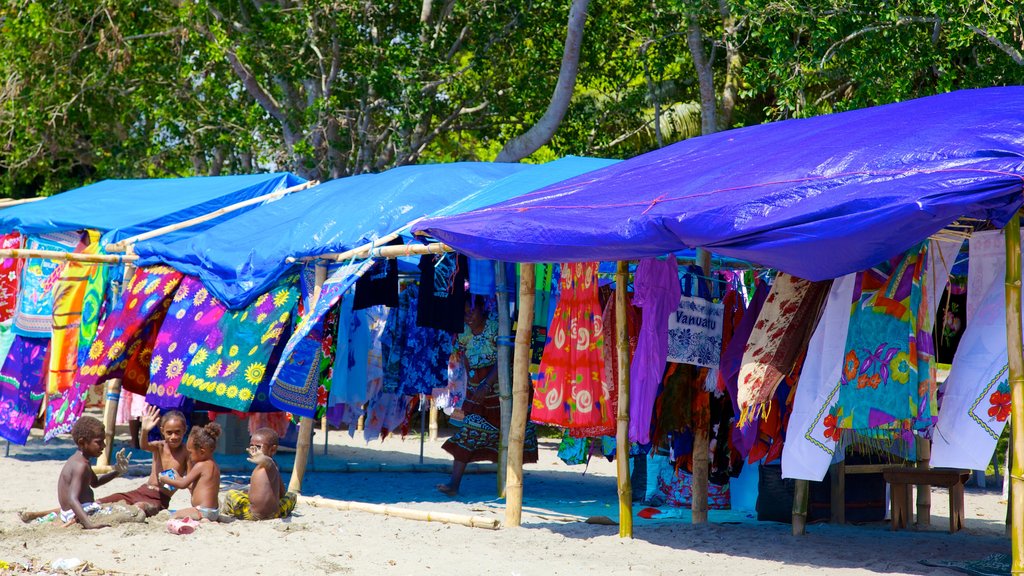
415;87;1024;281
0;173;306;244
135;162;539;309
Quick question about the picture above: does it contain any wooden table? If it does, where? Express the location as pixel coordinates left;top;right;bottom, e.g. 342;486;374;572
882;468;970;533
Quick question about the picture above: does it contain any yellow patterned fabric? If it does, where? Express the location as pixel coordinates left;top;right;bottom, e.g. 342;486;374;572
48;231;101;394
221;489;296;520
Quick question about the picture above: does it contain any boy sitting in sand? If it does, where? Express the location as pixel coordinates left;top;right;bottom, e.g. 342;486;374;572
99;406;189;516
221;427;296;521
20;416;134;528
159;421;222;521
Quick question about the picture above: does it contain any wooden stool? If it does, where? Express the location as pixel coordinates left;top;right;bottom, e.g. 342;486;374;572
882;468;970;533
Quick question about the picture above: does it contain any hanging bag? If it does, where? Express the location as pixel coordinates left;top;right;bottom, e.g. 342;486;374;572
666;265;724;368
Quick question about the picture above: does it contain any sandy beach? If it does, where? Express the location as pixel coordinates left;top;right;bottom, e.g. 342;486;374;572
0;416;1011;576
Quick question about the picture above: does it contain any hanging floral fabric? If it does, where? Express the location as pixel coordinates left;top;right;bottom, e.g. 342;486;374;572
651;363;710;450
720;279;770;456
630;256;680;444
832;242;936;443
76;247;109;368
0;233;23;323
314;302;341;417
78;265;183;388
714;289;745;395
570;288;640;438
532;262;607;429
0;336;48;444
44;375;93;441
12;232;81;337
146;276;227;410
270;261;372;417
736;273;830;426
180;275;299;412
48;233;102;394
380;283;450;396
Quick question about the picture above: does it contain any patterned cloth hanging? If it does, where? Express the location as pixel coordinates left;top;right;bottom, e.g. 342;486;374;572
76;245;109;368
0;335;48;444
145;276;227;410
270;261;372;418
48;233;102;394
630;256;680;444
532;262;607;429
180;275;299;412
0;233;23;323
570;288;639;438
651;363;710;450
77;265;182;389
380;283;450;396
832;242;936;443
736;273;830;426
12;232;81;337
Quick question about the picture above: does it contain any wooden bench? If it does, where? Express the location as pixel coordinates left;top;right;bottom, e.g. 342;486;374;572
882;467;970;533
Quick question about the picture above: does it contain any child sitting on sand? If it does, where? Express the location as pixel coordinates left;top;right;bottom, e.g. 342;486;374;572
20;416;133;528
98;406;189;516
221;427;296;521
159;421;222;521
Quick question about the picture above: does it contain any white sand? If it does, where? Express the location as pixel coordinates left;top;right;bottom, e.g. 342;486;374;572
0;420;1011;576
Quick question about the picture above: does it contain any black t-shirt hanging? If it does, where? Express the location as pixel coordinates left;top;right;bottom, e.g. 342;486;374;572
352;237;402;310
416;253;468;333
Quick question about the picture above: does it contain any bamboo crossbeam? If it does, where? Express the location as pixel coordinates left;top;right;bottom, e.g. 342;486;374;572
318;217;426;262
106;180;318;253
0;197;44;208
1003;215;1024;575
0;248;137;264
288;262;328;494
299;495;501;530
615;261;633;539
364;242;452;259
505;264;535;528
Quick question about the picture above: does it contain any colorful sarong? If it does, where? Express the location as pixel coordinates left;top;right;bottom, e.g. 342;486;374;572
0;335;48;444
48;234;102;394
737;273;830;426
78;266;183;388
532;262;608;429
270;261;371;417
630;256;680;444
76;244;109;368
833;242;936;442
181;275;299;412
146;277;227;410
0;233;23;323
12;232;81;337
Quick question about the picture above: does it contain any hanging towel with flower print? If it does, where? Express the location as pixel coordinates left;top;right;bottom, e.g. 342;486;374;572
832;242;937;442
178;275;299;412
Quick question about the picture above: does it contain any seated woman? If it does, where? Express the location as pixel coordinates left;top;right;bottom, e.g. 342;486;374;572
436;295;537;496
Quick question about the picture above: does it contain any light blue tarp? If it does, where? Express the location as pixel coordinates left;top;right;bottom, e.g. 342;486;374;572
0;173;306;245
136;162;537;309
415;87;1024;281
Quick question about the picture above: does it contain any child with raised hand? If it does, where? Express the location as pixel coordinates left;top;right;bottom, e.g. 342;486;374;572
221;427;296;521
160;421;222;521
98;406;188;516
23;416;132;528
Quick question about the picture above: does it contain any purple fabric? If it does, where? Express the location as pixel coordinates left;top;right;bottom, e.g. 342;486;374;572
720;280;770;457
629;255;681;444
0;336;48;444
416;88;1024;281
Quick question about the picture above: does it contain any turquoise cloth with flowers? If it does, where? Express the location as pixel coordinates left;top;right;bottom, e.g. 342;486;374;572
831;242;937;441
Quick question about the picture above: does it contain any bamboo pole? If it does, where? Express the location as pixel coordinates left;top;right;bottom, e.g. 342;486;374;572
428;398;438;441
615;261;633;538
299;495;501;530
495;261;513;498
98;257;134;467
691;249;712;524
0;248;136;264
792;479;809;535
1003;215;1024;575
916;436;932;527
0;197;44;208
288;261;328;494
317;217;426;262
352;242;451;259
105;180;318;253
505;263;535;528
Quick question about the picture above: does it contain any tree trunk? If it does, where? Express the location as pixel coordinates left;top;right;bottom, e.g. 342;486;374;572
495;0;590;162
717;0;741;129
686;11;717;136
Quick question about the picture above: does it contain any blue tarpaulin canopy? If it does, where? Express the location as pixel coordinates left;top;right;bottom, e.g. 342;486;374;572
135;161;553;309
415;87;1024;281
0;173;306;244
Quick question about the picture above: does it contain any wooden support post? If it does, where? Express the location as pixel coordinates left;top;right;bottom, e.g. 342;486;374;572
495;261;513;498
793;479;809;535
830;461;846;524
1003;215;1024;575
428;399;439;441
691;249;712;524
615;261;633;538
321;416;329;456
98;261;132;467
504;264;535;528
916;436;932;527
288;262;328;494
